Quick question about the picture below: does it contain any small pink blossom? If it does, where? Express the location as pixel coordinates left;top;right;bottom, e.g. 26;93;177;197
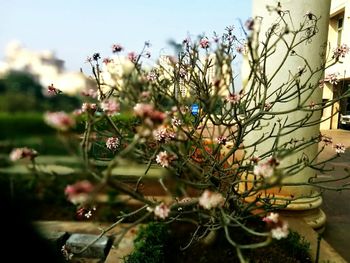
153;128;175;143
333;44;350;60
146;71;158;82
225;93;241;104
199;38;210;49
334;143;345;154
47;83;62;95
179;68;187;78
9;147;38;161
324;73;339;85
133;103;166;123
154;203;170;219
216;135;227;145
81;89;98;98
245;18;254;30
100;100;120;116
171;117;182;127
44;111;75;131
155;151;176;167
199;190;225;210
309;101;316;109
103;57;113;64
106;137;120;150
112;44;123;53
262;212;279;224
253;157;279;178
128;52;138;63
81;103;97;113
263;212;289;240
64;180;94;205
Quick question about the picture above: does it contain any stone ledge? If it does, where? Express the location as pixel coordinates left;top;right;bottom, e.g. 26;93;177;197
286;217;348;263
36;220;348;263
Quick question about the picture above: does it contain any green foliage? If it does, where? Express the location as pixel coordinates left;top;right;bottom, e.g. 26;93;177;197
0;112;54;139
275;230;311;261
124;222;170;263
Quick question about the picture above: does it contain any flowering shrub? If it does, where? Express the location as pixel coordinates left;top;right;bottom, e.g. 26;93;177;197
9;3;350;262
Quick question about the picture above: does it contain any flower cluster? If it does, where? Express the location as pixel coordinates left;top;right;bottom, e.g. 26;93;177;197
253;157;280;178
44;111;75;131
198;190;225;210
262;212;289;240
64;180;94;205
106;137;120;151
9;147;38;161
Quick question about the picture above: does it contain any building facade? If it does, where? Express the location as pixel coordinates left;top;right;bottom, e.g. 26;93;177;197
321;0;350;129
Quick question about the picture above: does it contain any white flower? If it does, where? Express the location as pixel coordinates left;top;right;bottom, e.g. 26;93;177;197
154;203;170;219
253;163;274;178
334;143;345;154
106;137;120;151
155;151;176;167
9;147;38;161
271;221;289;240
262;212;279;224
199;190;225;210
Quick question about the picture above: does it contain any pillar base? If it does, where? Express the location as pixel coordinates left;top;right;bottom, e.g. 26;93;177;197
279;207;326;232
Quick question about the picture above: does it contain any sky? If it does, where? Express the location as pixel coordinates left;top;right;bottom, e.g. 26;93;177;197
0;0;251;72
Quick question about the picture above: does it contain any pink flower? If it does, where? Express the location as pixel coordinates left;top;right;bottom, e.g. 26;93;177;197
199;38;210;49
112;44;123;53
262;212;279;224
225;93;241;104
155;151;176;167
133;103;166;123
253;157;279;178
44;111;75;131
308;101;316;109
154;203;170;219
262;212;289;240
47;83;62;95
245;18;254;31
64;180;94;205
81;103;97;113
334;143;345;154
171;117;182;127
9;147;38;161
103;57;113;64
333;44;350;59
216;135;227;145
253;163;274;178
198;190;225;210
81;89;98;98
100;100;120;116
146;71;158;82
324;73;339;85
153;128;175;143
128;52;138;63
106;137;120;151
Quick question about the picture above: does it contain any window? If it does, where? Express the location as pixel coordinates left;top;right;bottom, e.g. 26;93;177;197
337;16;344;46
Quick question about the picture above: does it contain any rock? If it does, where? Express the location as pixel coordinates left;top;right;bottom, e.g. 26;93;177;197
66;233;110;258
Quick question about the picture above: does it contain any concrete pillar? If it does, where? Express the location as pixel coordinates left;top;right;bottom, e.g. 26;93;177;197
243;0;331;230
